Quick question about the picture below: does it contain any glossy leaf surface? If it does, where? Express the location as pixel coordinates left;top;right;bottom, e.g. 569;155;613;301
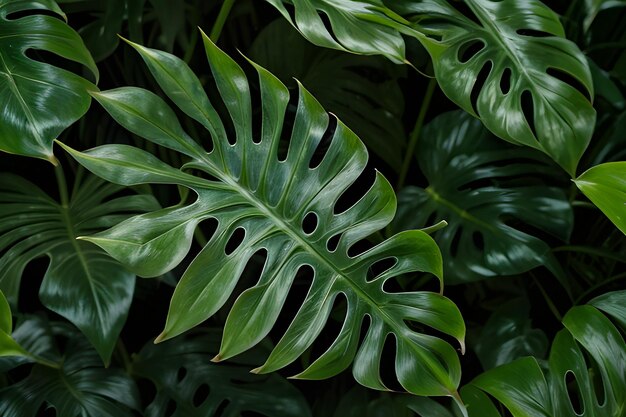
575;162;626;235
0;0;98;162
392;111;572;283
0;322;140;416
62;36;466;398
0;290;30;360
466;290;626;417
132;331;311;417
0;172;159;363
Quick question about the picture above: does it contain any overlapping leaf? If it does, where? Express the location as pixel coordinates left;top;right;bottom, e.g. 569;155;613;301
60;35;466;399
0;0;98;162
132;331;311;417
0;321;140;417
392;111;572;283
0;172;159;363
463;290;626;417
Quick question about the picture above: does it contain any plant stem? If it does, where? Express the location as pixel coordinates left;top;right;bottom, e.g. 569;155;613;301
531;273;562;322
574;271;626;305
31;354;61;370
54;163;70;207
210;0;236;42
396;76;437;190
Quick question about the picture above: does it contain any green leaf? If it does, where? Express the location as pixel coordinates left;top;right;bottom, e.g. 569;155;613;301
575;162;626;235
0;322;140;417
63;35;466;398
249;19;408;172
474;298;548;371
263;0;410;63
392;111;572;283
132;331;312;417
0;0;98;162
0;172;159;364
0;290;30;360
466;290;626;417
0;315;58;373
390;0;596;175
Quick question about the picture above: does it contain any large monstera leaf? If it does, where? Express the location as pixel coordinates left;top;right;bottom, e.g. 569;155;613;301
0;0;98;163
388;0;596;175
132;331;311;417
462;290;626;417
0;172;159;363
59;35;466;400
392;111;572;284
0;321;140;417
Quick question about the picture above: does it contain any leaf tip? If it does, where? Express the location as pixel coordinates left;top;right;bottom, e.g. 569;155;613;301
210;354;222;363
154;332;167;344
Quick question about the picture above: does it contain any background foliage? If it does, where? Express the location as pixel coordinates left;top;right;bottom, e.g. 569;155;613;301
1;0;625;416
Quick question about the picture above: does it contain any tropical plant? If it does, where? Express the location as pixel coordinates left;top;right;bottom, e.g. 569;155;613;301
0;0;625;416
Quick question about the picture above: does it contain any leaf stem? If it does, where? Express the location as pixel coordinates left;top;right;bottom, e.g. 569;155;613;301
54;163;70;207
531;273;563;322
397;76;436;190
31;354;61;370
210;0;236;42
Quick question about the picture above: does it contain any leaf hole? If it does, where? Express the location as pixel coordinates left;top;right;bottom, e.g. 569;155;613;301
547;67;592;101
302;212;318;235
500;67;512;94
36;404;56;417
308;294;348;365
6;8;64;20
197;218;219;244
136;378;157;408
327;233;342;252
447;1;482;25
347;238;375;258
309;115;336;169
380;334;403;391
214;399;230;417
516;28;552;37
193;383;211;407
366;257;398;282
382;272;423;293
470;61;493;115
277;91;299;161
472;231;484;250
521;90;538;139
164;399;177;417
250;83;263;145
333;168;375;215
224;227;246;255
565;370;584;415
176;366;187;383
457;40;485;63
24;49;96;83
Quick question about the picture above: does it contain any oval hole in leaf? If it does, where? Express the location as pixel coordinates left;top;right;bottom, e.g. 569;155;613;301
472;231;484;251
164;399;177;417
215;399;230;417
198;218;219;243
36;403;57;417
309;115;336;169
225;227;246;255
457;40;486;63
470;61;493;115
546;67;592;101
565;370;584;414
500;67;512;95
347;238;375;258
277;93;299;161
302;212;318;235
450;228;462;258
136;378;157;408
327;233;342;252
192;383;210;408
521;90;538;139
176;366;187;383
366;257;397;282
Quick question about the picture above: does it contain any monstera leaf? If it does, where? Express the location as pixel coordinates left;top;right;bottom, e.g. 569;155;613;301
0;321;140;417
249;19;408;171
0;172;159;363
575;162;626;235
391;0;596;175
132;331;311;417
462;290;626;417
392;111;572;283
59;34;466;400
263;0;410;63
0;0;98;162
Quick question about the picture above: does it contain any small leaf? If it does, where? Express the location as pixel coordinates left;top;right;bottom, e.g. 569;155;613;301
575;161;626;235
